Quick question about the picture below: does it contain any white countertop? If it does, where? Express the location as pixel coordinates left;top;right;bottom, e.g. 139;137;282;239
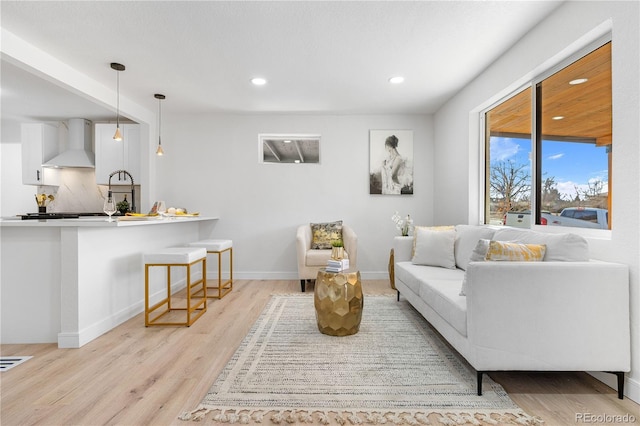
0;216;219;227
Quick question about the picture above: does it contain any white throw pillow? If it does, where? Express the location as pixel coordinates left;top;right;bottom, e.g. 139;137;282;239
412;228;456;269
459;239;491;296
454;225;497;270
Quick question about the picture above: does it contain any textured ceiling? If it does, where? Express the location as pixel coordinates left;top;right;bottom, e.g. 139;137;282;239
1;1;562;122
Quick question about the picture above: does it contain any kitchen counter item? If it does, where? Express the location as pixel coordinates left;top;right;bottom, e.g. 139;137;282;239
19;212;107;220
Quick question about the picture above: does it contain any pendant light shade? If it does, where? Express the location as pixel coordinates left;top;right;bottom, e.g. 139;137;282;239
113;126;123;141
155;94;165;156
111;62;125;141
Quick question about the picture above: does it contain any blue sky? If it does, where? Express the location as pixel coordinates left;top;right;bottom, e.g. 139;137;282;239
490;136;609;199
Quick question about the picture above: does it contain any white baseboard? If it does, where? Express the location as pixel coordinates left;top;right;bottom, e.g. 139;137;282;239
590;371;640;403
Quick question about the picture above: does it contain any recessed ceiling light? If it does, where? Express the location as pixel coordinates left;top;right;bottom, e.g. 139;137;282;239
388;76;404;84
552;116;565;120
569;78;588;85
283;140;292;143
251;77;267;86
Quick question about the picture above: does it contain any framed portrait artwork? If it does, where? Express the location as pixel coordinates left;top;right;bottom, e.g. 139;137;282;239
369;130;414;195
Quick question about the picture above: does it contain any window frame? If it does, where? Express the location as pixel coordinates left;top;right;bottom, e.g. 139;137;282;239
480;33;612;234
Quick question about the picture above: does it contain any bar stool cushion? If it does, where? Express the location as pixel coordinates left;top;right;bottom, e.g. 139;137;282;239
189;239;233;252
144;247;207;264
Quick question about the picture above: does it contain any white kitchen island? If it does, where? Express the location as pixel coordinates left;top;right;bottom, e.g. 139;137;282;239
0;216;218;348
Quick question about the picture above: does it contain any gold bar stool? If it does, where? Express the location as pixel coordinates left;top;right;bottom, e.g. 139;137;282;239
188;239;233;299
144;247;207;326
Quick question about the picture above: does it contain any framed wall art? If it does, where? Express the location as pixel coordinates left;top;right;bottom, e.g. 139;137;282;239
369;130;414;195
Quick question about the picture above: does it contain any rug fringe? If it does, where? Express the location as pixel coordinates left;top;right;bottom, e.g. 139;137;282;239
178;408;543;425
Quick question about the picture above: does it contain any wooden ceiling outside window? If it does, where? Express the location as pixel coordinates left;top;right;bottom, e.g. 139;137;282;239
487;42;612;146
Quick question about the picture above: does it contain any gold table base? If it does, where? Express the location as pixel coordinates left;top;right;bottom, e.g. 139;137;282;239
314;269;363;336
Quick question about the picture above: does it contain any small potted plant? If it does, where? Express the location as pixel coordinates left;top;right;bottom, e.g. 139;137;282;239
331;239;344;260
116;195;130;215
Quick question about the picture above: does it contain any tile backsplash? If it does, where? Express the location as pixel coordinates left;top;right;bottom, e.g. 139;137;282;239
39;168;139;213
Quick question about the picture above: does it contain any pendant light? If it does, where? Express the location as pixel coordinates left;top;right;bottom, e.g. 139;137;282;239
111;62;125;141
155;94;165;156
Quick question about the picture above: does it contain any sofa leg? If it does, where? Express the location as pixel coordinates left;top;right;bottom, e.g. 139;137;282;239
607;371;625;399
396;290;400;301
477;371;485;396
300;279;306;292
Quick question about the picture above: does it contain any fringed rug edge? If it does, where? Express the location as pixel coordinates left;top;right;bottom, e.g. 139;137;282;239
179;405;544;425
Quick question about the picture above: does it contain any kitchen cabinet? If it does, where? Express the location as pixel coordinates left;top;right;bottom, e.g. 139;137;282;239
21;123;59;185
95;123;140;185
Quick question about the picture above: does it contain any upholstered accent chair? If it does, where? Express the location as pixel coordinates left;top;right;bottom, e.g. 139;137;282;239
296;223;357;292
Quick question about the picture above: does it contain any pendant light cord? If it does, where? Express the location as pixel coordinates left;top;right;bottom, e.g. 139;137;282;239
116;71;120;128
158;98;162;146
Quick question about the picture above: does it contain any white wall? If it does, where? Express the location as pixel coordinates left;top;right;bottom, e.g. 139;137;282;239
433;1;639;401
155;113;433;279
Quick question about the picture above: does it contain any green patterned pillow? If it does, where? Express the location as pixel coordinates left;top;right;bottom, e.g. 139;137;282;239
310;220;343;249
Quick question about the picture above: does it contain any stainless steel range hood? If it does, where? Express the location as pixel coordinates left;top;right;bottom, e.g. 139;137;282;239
43;118;94;168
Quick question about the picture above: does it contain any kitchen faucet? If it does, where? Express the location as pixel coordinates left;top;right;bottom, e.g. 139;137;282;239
107;170;136;213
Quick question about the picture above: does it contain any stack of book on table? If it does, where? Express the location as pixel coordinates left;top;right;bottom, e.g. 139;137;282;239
326;258;349;272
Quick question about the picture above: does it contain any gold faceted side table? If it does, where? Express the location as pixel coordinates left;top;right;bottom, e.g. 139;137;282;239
314;269;363;336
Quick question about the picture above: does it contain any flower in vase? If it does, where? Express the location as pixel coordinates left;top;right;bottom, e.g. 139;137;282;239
391;211;413;236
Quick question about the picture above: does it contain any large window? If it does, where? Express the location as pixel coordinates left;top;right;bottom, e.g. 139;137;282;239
484;41;612;230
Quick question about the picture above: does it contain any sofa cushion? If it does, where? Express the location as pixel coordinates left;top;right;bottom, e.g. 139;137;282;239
395;261;467;335
395;261;464;295
305;248;349;266
310;220;343;249
418;279;468;336
492;228;589;261
454;225;498;270
485;240;546;261
412;228;456;269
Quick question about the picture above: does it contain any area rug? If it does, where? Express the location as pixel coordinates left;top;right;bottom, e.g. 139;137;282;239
180;295;541;425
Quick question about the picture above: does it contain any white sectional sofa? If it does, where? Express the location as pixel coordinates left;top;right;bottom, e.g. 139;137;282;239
393;224;631;399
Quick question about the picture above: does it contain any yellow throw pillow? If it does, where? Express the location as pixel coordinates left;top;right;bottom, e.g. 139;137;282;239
412;225;455;258
485;240;546;261
310;220;343;249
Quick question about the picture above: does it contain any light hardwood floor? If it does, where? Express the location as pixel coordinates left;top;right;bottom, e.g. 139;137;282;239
1;280;637;425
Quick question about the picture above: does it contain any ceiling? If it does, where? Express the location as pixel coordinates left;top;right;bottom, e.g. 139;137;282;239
1;1;563;123
488;42;611;145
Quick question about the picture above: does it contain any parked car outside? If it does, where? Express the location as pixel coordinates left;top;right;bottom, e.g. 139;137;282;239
546;207;609;229
503;210;549;228
504;207;608;229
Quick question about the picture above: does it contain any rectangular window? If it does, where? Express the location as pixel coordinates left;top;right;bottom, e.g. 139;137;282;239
535;42;611;230
485;88;532;227
258;134;321;164
484;40;612;230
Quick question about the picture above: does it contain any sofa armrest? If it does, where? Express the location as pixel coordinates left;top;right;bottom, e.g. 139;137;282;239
465;260;630;371
393;236;414;262
342;225;357;269
296;225;312;270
